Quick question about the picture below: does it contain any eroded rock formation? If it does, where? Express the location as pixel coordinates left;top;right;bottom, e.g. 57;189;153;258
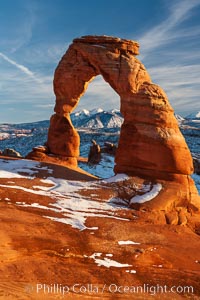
47;35;199;211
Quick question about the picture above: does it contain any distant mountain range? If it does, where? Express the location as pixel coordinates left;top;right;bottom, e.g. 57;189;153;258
71;108;123;129
0;108;199;163
185;111;200;121
175;111;200;125
71;108;200;128
174;114;185;125
0;109;200;140
0;108;123;141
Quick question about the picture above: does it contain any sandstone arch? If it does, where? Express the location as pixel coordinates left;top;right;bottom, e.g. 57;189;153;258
47;35;192;178
47;35;199;211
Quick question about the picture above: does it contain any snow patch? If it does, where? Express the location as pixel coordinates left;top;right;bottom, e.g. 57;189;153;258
10;179;130;229
175;114;185;124
0;159;130;230
125;270;137;274
0;159;53;179
107;116;123;128
94;258;131;268
118;241;140;245
0;184;50;196
0;170;28;179
74;109;90;117
191;120;200;123
103;173;129;183
109;109;120;114
90;108;104;115
84;118;104;129
86;253;132;268
1;197;11;202
130;183;162;204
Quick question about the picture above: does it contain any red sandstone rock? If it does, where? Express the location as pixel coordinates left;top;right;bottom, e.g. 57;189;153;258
115;82;194;177
48;113;80;157
47;35;199;211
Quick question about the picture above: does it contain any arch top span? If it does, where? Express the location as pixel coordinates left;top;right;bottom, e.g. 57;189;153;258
53;35;150;116
73;35;140;56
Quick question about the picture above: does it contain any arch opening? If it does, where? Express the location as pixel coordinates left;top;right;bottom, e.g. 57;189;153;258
72;75;121;178
75;75;120;114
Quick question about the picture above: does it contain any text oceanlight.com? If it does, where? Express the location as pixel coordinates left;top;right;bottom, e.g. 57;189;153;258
26;283;194;296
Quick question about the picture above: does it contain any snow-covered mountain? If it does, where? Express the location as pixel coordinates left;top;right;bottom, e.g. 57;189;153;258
0;108;123;142
185;111;200;121
175;114;185;125
90;108;104;115
73;109;90;119
0;109;189;137
71;108;123;129
73;109;187;129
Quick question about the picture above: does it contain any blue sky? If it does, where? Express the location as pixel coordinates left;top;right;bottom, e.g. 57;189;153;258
0;0;200;123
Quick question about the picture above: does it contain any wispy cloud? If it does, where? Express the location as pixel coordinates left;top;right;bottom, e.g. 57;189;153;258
148;64;200;114
0;51;53;123
0;52;43;84
35;104;54;109
135;0;200;116
138;0;200;57
149;65;200;86
0;1;36;54
0;71;52;103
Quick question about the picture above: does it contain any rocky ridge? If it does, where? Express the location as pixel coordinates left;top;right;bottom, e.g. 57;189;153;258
0;157;200;299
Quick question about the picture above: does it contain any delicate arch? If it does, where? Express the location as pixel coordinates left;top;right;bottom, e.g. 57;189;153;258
47;35;193;180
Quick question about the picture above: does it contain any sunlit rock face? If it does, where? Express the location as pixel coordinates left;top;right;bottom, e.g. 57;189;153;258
47;35;199;210
48;35;193;177
115;82;194;179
